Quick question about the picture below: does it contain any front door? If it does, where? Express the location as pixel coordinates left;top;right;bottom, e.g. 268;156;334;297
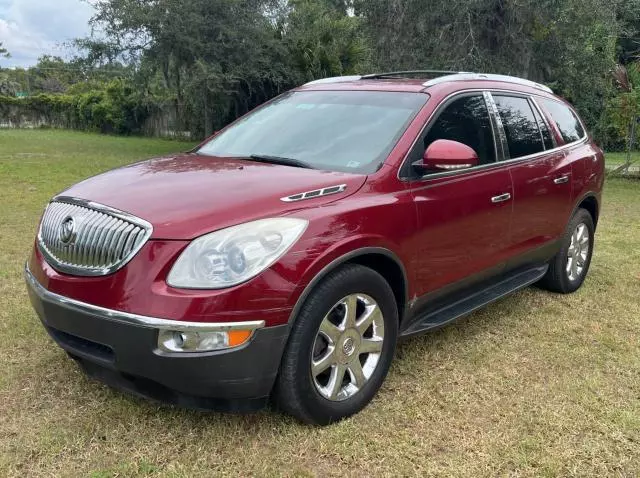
403;93;514;297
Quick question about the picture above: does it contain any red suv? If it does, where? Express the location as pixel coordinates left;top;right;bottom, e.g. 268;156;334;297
26;71;604;424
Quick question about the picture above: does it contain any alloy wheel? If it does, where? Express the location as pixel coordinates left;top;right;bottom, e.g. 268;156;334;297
566;222;590;281
311;294;385;401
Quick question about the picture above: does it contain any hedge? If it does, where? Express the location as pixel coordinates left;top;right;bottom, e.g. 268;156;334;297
0;80;157;135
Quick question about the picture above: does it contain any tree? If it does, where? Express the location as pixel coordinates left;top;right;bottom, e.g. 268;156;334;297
615;0;640;64
0;72;20;96
285;0;370;82
78;0;369;136
606;63;640;172
355;0;621;136
0;42;9;59
3;0;638;148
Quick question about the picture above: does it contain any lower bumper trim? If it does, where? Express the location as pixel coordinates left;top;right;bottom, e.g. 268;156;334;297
25;263;290;403
73;354;269;412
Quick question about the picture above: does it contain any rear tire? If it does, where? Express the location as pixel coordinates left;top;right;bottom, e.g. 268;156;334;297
539;208;594;294
274;264;398;425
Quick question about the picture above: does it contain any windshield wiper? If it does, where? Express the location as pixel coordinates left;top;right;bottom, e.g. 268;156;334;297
249;154;313;169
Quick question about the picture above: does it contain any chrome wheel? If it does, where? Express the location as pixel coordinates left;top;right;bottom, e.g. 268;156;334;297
311;294;385;401
566;222;590;281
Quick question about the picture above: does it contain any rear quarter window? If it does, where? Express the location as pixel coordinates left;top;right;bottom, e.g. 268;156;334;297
540;99;585;144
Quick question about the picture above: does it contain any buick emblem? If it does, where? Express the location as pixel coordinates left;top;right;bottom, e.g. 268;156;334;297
59;216;76;245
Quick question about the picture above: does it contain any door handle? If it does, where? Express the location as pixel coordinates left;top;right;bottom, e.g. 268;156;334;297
554;175;570;184
491;193;511;203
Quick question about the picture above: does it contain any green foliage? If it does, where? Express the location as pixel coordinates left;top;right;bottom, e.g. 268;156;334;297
536;0;619;141
77;0;371;135
285;0;370;82
0;80;151;134
602;63;640;151
2;0;640;145
0;56;135;97
0;71;21;96
355;0;622;143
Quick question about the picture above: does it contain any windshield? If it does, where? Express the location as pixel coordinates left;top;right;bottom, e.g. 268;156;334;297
197;90;428;174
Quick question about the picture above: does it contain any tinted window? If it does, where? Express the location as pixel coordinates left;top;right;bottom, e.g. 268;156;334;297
531;102;554;149
494;95;544;158
198;91;427;174
541;98;585;143
423;95;496;166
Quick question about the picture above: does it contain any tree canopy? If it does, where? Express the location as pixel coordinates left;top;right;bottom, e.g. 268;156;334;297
1;0;640;147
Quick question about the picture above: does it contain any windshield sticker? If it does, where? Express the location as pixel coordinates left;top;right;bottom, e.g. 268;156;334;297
346;161;361;168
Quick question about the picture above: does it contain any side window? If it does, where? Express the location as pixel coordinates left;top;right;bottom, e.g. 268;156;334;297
540;98;585;144
493;95;544;158
422;95;496;167
531;101;554;149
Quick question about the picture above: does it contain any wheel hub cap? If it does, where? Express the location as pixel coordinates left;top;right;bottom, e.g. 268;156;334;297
311;294;385;402
342;336;356;357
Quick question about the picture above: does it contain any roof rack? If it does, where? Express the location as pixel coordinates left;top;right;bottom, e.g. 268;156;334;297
302;70;468;86
361;70;470;80
423;73;553;93
304;75;363;86
302;71;553;94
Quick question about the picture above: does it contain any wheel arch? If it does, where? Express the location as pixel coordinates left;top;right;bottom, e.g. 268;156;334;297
575;193;599;229
287;247;409;326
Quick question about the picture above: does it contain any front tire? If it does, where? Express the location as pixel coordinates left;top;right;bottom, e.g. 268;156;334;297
539;208;595;293
274;264;398;425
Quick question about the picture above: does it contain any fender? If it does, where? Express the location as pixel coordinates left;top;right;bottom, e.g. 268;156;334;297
286;246;409;325
570;190;600;228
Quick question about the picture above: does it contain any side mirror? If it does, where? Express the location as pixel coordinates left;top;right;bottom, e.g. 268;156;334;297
413;139;479;173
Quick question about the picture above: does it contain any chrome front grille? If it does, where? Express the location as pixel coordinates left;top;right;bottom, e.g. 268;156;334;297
37;197;152;276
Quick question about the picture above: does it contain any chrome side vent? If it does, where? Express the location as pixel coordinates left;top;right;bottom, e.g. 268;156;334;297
281;184;347;202
37;197;152;277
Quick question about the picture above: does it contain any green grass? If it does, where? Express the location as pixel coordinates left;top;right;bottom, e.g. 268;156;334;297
1;129;639;477
605;151;640;167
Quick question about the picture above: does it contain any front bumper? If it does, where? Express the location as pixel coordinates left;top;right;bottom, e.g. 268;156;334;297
25;265;289;411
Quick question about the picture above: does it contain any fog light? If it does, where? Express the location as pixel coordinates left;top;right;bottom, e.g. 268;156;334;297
158;329;252;353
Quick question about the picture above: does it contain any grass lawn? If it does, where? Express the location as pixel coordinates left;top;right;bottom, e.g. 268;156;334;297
605;151;640;167
1;129;639;477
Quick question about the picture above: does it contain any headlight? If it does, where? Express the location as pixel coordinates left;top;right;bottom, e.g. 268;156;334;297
167;218;308;289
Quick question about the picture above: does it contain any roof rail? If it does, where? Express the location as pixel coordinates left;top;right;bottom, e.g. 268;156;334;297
301;70;471;87
303;75;362;86
362;70;470;80
423;73;553;93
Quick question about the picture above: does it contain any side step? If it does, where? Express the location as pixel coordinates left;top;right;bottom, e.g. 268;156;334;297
400;265;548;338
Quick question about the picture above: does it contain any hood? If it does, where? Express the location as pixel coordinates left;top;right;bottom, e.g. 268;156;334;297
59;154;367;239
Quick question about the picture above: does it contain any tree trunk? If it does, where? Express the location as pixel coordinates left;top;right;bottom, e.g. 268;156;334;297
203;89;213;137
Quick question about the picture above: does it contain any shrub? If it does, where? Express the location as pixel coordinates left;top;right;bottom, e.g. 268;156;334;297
0;80;151;134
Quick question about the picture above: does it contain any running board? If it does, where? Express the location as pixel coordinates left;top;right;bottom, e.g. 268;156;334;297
400;265;548;337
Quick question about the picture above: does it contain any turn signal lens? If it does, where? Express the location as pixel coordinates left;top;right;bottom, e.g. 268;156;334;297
228;329;252;347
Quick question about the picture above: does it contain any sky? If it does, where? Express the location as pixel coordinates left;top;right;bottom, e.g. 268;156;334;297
0;0;95;67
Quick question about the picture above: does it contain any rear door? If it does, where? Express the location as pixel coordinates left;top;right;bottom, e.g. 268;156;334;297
489;92;572;264
403;93;514;297
538;97;594;202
